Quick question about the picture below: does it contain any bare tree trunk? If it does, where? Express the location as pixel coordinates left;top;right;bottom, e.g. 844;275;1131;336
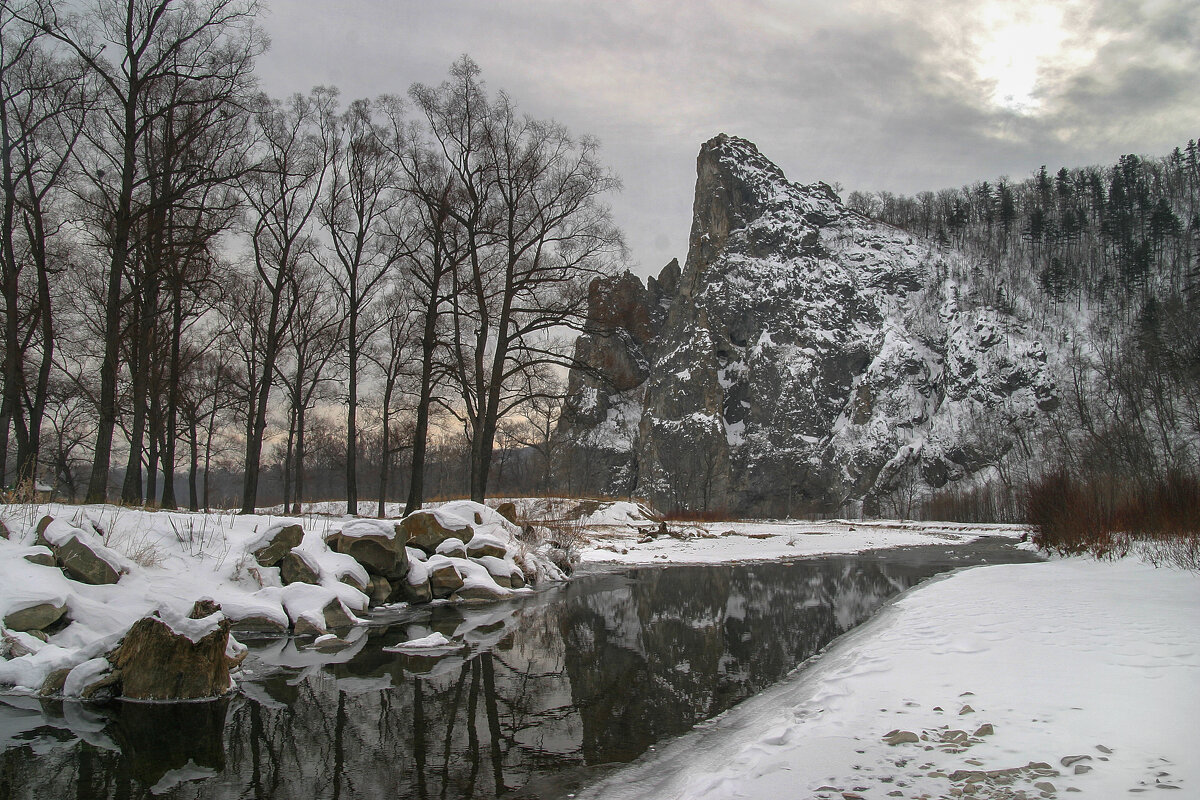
292;403;307;515
87;92;138;504
346;305;358;515
377;375;395;518
160;284;184;509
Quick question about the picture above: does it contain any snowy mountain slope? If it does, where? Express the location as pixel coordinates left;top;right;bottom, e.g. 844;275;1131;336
558;135;1061;515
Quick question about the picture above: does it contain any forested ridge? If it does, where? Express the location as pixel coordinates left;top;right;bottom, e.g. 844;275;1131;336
849;143;1200;523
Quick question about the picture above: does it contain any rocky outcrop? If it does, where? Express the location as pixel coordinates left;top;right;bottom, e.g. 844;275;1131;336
557;134;1061;514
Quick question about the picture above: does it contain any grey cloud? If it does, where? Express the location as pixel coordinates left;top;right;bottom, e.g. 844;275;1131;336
255;0;1199;278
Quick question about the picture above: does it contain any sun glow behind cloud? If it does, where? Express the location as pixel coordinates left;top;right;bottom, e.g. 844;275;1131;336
967;1;1103;114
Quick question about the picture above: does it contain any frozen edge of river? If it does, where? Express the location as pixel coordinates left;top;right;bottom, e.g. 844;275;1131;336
579;556;1200;800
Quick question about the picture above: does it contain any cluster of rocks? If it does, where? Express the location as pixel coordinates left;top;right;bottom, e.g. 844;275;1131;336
326;506;528;605
1;502;549;703
1;515;129;640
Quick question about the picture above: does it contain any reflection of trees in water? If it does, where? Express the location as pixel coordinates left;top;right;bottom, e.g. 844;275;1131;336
559;559;927;764
1;557;942;799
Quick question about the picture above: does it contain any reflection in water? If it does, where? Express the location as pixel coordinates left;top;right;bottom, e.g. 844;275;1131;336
0;545;1035;799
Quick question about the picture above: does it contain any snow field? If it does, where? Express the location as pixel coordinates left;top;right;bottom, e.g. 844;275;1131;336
580;557;1200;800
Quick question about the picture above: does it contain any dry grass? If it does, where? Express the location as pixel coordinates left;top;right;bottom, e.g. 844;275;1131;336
661;507;732;522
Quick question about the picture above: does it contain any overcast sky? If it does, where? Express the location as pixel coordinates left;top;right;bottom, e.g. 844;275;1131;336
255;0;1199;278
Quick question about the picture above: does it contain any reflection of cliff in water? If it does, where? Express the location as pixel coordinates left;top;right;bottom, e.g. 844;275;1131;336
1;551;1016;799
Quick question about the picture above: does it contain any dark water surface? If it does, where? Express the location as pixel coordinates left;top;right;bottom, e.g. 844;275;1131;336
0;539;1039;799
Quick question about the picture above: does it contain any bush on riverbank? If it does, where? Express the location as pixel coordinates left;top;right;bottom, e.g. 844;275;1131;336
1026;469;1200;569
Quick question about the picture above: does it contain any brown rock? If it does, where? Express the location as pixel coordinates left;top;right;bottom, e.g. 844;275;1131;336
39;667;71;697
33;515;53;548
229;614;288;634
80;668;122;700
279;551;320;585
337;569;368;593
112;612;233;701
467;539;508;560
23;547;55;567
57;535;121;585
3;601;67;632
402;578;433;604
252;523;304;567
366;575;392;605
495;502;519;524
292;598;356;637
320;598;356;630
0;519;9;539
329;523;409;581
401;511;473;555
428;563;464;599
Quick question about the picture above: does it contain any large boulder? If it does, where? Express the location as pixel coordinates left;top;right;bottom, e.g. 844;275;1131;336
112;602;233;701
366;575;392;605
251;523;304;567
3;601;66;633
402;579;433;604
452;584;511;603
279;550;320;585
400;511;474;555
329;519;408;581
228;613;289;635
56;534;123;585
466;533;508;560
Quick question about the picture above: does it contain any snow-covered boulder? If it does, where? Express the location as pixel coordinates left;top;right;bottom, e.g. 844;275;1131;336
466;531;509;560
279;549;320;585
400;509;474;554
425;555;465;599
278;583;361;637
111;602;234;701
4;601;67;633
40;519;131;585
328;518;408;580
249;522;304;567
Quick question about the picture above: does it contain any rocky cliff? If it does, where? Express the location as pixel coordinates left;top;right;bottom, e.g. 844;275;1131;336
558;135;1060;515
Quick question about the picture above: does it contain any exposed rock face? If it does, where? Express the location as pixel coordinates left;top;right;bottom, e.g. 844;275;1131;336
557;134;1059;514
329;520;409;582
428;560;465;599
495;502;519;524
279;550;320;585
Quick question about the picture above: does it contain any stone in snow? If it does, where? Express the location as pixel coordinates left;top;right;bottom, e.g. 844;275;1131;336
251;523;304;567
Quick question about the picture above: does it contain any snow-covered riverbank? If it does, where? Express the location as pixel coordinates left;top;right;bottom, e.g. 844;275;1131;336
0;501;562;697
580;556;1200;799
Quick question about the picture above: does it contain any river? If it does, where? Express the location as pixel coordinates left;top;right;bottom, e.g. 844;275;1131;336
0;538;1039;799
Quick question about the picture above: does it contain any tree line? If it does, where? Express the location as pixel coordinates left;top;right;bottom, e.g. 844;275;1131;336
0;0;624;514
